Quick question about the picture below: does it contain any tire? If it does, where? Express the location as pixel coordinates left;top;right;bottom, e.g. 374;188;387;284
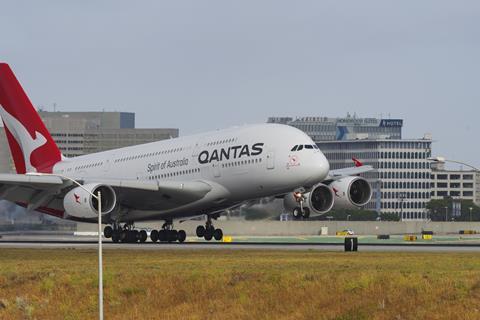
177;230;186;243
120;230;128;242
159;230;167;242
133;230;140;243
139;230;148;243
126;231;135;243
150;230;159;243
293;207;302;219
302;207;310;219
196;225;205;238
213;229;223;241
104;226;113;238
204;228;213;241
168;230;178;243
112;232;120;243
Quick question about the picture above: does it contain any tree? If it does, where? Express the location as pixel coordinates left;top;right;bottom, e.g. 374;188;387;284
426;199;480;221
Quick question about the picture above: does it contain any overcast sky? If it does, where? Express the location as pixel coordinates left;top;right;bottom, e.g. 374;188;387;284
1;1;479;167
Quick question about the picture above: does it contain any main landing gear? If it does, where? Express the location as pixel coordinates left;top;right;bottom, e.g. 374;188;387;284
195;215;223;241
150;220;186;243
104;223;148;243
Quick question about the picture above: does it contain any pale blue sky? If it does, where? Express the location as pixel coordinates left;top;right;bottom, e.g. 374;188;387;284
1;1;479;167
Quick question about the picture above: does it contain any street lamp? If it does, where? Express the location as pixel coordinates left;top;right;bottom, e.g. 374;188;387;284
347;214;351;221
27;172;104;320
428;157;480;171
470;207;473;222
444;206;448;222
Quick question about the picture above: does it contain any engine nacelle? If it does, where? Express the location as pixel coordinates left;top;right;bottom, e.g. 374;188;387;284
329;177;372;210
64;183;117;219
284;183;334;216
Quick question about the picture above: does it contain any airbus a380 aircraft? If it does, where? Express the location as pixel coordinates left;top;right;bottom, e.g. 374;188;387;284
0;63;373;243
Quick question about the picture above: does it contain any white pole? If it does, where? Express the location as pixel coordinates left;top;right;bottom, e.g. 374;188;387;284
98;191;103;320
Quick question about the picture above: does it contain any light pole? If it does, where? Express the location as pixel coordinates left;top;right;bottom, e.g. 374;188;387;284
27;172;103;320
428;157;480;171
470;207;473;222
444;206;448;222
347;214;351;221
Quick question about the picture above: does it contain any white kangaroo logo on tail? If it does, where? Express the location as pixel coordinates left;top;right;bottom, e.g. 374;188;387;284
0;104;47;172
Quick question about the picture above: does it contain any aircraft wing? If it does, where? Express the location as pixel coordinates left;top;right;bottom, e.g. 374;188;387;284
0;173;213;214
327;165;374;180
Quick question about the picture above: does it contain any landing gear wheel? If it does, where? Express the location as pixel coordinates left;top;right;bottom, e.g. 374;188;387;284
139;230;148;243
168;230;178;243
120;230;128;242
133;230;140;243
104;226;113;238
112;232;120;243
204;228;213;241
196;225;205;238
177;230;186;243
293;207;302;220
301;207;310;219
125;231;135;243
150;230;159;243
213;229;223;241
159;230;168;242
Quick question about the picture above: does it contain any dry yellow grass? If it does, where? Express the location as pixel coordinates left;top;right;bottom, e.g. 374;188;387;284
0;249;480;319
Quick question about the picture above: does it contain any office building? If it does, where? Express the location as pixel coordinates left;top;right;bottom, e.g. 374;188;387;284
267;115;403;141
430;165;480;205
317;137;433;220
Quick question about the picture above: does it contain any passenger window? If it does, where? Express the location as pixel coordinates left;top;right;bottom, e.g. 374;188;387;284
297;145;303;151
291;145;298;152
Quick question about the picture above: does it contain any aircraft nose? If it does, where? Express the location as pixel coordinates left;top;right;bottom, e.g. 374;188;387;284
304;152;330;186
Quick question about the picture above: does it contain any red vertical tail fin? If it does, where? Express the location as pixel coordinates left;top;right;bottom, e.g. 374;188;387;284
0;63;61;173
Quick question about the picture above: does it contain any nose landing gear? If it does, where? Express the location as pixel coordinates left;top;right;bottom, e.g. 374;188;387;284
292;192;310;219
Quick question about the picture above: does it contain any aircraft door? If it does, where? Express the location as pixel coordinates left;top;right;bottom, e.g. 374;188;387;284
212;162;221;178
266;152;275;170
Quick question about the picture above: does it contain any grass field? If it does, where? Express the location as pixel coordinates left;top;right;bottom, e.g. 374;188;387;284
1;249;480;319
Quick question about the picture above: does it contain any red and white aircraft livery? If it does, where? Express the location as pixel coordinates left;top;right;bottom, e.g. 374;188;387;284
0;63;373;243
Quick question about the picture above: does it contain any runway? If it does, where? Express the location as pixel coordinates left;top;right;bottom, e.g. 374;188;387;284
1;235;480;252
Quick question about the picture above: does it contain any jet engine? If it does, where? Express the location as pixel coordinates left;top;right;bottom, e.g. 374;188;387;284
64;183;117;219
329;177;372;210
284;183;334;218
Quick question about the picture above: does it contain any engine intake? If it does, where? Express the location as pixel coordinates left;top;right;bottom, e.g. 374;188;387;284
329;177;372;210
64;183;117;219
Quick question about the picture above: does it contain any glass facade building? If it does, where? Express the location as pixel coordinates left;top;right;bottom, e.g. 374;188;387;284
317;139;433;220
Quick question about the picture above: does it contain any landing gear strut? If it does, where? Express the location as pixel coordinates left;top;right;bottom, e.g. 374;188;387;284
150;220;186;243
104;223;148;243
196;215;223;241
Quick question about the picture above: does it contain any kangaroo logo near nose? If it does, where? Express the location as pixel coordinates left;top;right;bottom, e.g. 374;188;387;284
0;104;47;172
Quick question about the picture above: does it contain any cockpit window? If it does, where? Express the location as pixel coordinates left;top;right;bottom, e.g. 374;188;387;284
305;145;313;149
297;145;304;151
291;145;298;152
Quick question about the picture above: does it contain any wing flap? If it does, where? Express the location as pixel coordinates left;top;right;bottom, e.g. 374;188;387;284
0;173;64;187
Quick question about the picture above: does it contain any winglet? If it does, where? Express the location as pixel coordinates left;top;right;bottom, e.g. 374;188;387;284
352;157;363;167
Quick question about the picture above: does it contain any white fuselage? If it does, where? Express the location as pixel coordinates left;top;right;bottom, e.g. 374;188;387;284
53;123;330;222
